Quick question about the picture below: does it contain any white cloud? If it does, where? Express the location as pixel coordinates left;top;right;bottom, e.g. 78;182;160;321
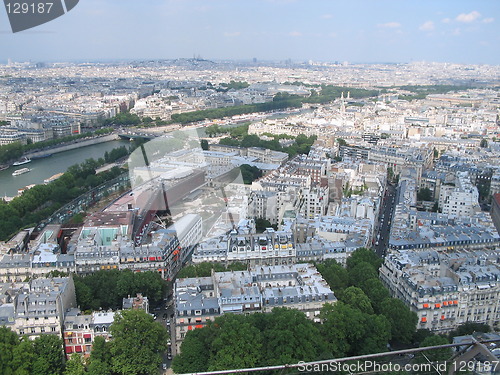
321;14;333;19
328;32;337;38
377;22;401;28
289;31;302;37
419;21;435;31
442;18;451;23
456;11;481;23
223;32;241;37
483;17;494;23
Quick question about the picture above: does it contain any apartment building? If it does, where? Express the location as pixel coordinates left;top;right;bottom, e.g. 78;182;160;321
380;249;500;332
439;172;480;218
63;309;116;357
192;222;296;267
167;214;203;264
0;277;77;339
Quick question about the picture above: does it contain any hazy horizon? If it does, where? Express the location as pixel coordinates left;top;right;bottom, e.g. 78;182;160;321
0;0;499;65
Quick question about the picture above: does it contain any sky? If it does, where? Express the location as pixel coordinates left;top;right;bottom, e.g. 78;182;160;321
0;0;498;65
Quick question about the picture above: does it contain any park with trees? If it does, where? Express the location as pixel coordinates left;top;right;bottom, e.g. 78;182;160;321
73;269;168;311
219;132;317;158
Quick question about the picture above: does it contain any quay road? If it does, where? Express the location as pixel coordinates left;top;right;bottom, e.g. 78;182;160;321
24;133;120;159
374;183;397;257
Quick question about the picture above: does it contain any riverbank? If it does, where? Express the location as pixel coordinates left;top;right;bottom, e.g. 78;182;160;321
24;133;120;159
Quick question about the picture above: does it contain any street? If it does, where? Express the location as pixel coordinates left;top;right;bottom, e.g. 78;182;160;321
374;183;397;257
153;296;175;373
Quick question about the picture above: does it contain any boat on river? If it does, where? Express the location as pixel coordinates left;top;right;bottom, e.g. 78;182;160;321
12;167;31;176
12;157;31;166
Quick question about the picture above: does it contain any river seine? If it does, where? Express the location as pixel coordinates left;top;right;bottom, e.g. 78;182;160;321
0;139;130;198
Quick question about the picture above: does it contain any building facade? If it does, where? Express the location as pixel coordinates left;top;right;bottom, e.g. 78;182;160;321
380;249;500;333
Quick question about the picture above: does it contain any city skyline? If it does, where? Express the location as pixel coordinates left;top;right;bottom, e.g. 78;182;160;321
0;0;498;65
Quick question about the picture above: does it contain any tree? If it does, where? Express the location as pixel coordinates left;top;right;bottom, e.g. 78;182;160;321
32;334;64;375
361;277;390;314
11;336;36;375
320;302;365;357
74;270;167;311
172;328;212;373
357;314;392;355
480;138;488;148
87;336;111;375
208;314;263;371
412;329;435;346
63;354;86;375
87;361;111;375
448;322;491;339
109;309;168;375
239;164;262;184
336;138;348;146
417;188;433;201
417;335;451;363
255;218;274;233
379;298;418;344
205;124;221;137
387;166;394;181
0;326;19;375
348;262;378;288
340;286;374;314
431;202;439;212
346;248;382;272
258;308;327;365
200;139;209;150
315;259;348;293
